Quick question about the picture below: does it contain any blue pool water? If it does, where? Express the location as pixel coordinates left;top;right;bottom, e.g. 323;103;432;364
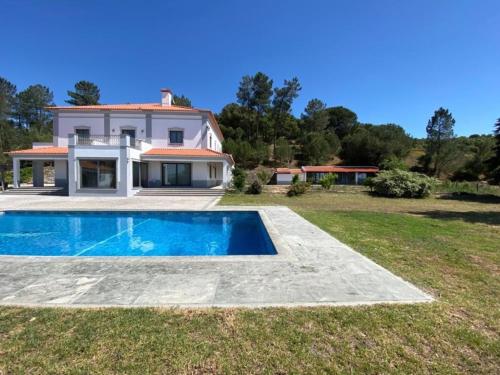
0;211;277;256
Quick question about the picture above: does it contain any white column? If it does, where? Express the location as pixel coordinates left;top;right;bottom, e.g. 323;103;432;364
13;158;20;188
32;160;45;187
222;160;229;188
354;172;359;185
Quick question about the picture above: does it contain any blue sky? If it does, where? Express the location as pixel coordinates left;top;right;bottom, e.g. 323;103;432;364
1;0;499;137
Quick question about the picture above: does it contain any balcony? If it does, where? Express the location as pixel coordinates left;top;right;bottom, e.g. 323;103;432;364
71;134;147;150
76;135;122;146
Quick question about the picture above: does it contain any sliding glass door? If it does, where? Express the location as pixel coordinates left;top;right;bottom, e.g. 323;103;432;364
162;163;191;186
80;160;116;189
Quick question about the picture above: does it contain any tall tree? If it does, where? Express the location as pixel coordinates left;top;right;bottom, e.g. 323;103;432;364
341;124;412;165
271;77;301;155
326;106;358;139
14;84;54;129
236;72;273;140
301;99;329;132
490;118;500;182
173;94;192;107
66;80;100;105
0;77;17;120
302;132;332;164
425;107;455;176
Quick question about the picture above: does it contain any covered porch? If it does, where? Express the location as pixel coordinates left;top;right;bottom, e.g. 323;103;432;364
8;146;69;190
139;149;233;189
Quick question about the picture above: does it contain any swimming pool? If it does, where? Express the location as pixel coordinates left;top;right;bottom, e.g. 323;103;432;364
0;211;277;256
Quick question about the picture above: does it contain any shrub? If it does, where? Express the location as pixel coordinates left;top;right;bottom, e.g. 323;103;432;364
370;169;437;198
291;174;300;184
379;157;408;171
232;167;246;192
287;181;310;197
256;168;272;185
319;173;337;190
246;180;262;195
2;167;32;185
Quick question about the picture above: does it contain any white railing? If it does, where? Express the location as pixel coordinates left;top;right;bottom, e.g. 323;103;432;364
76;135;122;146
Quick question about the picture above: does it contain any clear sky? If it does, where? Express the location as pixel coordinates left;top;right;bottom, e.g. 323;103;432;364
1;0;499;137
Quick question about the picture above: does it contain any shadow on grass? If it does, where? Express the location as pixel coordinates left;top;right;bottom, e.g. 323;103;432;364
409;210;500;226
437;192;500;204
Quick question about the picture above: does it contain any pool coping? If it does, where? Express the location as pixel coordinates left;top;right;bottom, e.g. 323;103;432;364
0;208;296;262
0;206;434;308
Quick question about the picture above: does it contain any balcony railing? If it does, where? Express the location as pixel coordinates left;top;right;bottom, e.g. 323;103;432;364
73;134;146;150
76;135;122;146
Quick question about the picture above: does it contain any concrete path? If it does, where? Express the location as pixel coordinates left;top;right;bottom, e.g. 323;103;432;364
0;203;433;308
0;193;221;210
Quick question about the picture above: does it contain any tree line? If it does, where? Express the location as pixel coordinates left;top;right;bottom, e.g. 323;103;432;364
1;73;499;183
219;72;499;183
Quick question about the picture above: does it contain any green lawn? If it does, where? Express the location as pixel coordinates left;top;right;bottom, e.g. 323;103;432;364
1;192;499;374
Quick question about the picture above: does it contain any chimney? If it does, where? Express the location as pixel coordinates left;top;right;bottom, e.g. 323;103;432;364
160;88;173;106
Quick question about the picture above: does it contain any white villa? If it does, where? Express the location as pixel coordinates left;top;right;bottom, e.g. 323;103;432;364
8;89;234;196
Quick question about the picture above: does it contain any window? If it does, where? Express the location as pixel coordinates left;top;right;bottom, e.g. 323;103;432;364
80;160;116;189
75;128;90;137
121;129;136;147
169;130;183;144
209;135;212;149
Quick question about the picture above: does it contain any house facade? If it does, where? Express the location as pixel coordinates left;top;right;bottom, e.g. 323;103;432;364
8;89;234;196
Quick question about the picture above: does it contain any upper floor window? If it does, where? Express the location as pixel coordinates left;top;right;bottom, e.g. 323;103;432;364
209;135;212;149
75;128;90;137
169;130;183;144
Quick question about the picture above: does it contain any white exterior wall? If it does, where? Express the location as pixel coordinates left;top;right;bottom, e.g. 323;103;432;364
110;114;147;139
54;160;68;187
151;114;203;148
276;173;306;185
56;113;105;146
204;118;223;152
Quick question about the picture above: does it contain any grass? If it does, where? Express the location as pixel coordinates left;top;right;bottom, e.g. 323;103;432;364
1;192;499;374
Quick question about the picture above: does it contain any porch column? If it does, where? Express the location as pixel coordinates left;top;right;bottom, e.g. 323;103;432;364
354;172;359;185
32;160;45;187
222;160;229;188
12;158;20;188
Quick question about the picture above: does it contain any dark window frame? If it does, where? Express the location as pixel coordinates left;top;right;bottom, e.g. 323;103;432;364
169;130;184;144
79;159;117;189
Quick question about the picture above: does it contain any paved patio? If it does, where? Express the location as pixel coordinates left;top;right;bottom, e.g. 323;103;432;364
0;196;433;308
0;193;221;210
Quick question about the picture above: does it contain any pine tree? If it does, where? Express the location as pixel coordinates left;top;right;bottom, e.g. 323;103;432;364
425;107;455;176
66;81;100;105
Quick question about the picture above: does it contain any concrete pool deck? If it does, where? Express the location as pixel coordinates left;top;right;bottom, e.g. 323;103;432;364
0;196;433;308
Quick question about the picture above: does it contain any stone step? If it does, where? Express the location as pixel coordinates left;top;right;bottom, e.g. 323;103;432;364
2;187;67;196
136;188;225;197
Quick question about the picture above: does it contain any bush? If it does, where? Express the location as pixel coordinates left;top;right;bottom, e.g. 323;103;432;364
246;180;262;195
232;167;246;192
292;174;300;184
379;157;408;171
2;167;32;185
287;181;310;197
256;168;272;185
319;173;337;190
370;169;437;198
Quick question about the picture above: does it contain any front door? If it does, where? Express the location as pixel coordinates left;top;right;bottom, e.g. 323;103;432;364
121;129;136;147
162;163;191;186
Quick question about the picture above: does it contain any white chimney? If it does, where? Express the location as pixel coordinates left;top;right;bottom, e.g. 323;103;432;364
160;88;173;106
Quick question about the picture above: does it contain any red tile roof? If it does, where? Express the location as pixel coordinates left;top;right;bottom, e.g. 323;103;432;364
144;148;234;164
275;168;303;175
302;166;379;173
47;103;224;141
7;147;68;156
